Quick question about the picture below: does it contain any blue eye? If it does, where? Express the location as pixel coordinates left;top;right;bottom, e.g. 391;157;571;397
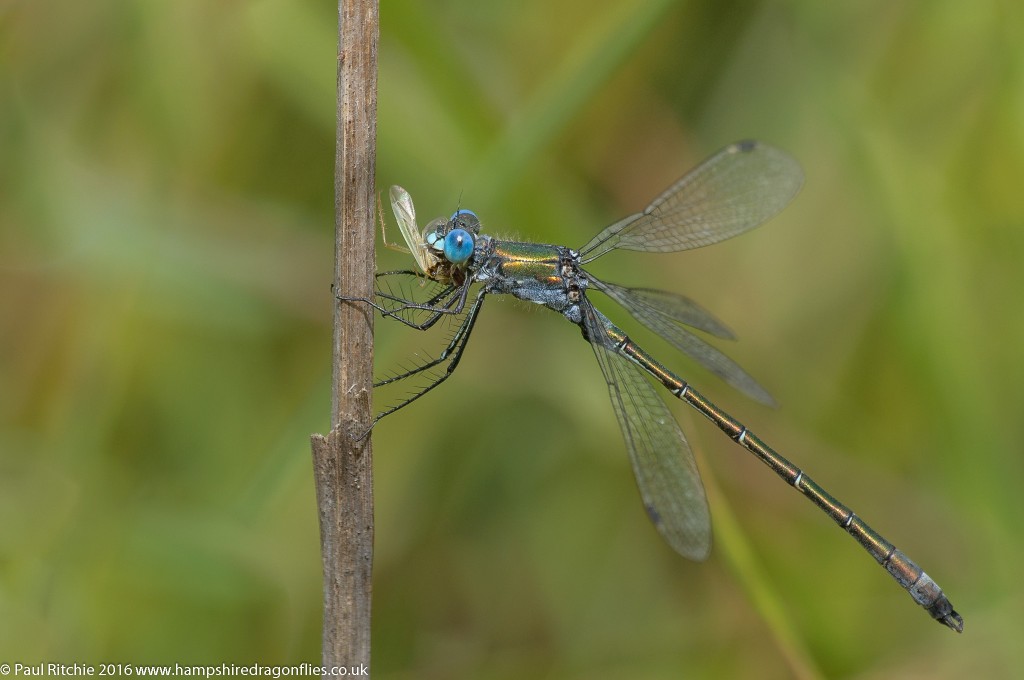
443;228;474;264
450;208;477;220
450;208;480;235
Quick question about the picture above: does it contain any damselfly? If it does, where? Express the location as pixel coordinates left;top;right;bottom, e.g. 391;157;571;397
339;140;962;632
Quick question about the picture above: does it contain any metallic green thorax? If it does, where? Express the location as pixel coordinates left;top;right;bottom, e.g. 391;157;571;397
485;241;563;287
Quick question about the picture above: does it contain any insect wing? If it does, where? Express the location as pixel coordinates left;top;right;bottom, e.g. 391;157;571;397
584;302;712;560
390;185;434;273
579;141;803;262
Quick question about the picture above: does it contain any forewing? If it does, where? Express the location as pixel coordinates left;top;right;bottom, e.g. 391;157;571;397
580;141;803;262
584;302;711;560
594;281;735;339
590;278;775;406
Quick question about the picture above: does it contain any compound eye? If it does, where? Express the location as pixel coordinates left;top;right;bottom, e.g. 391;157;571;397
443;228;474;264
450;208;480;234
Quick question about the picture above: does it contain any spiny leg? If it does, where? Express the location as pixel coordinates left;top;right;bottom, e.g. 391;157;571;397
362;287;488;437
337;271;471;330
375;288;485;388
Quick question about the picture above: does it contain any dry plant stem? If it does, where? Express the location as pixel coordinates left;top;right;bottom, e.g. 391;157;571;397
309;0;378;673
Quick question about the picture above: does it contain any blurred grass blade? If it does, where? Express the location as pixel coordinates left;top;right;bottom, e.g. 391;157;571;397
700;451;823;680
470;0;678;204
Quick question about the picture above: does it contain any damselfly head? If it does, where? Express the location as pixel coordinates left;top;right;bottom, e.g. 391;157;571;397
422;208;478;265
420;205;479;262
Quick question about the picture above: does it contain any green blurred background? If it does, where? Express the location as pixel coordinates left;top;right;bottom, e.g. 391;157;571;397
3;0;1022;677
